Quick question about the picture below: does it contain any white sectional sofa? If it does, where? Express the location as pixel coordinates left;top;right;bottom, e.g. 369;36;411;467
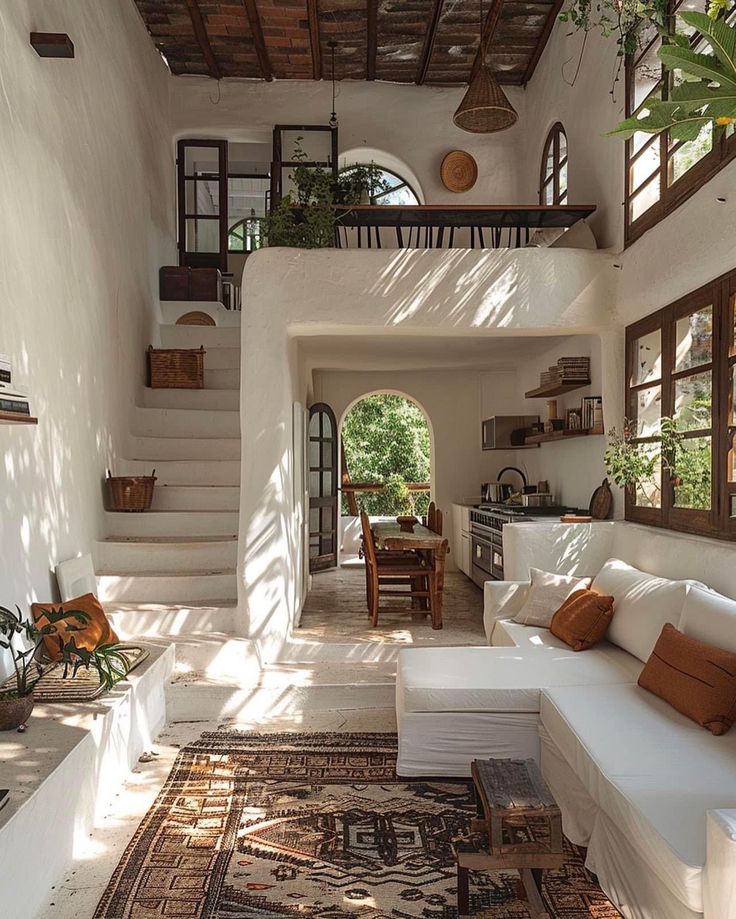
395;522;736;919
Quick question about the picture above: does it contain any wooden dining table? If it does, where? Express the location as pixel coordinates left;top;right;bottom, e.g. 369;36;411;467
372;521;449;629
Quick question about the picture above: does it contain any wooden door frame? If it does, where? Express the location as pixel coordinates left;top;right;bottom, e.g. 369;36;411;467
308;402;338;571
176;139;229;271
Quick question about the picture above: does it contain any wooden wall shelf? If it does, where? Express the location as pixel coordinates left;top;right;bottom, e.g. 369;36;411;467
524;429;602;445
524;380;592;399
0;411;38;425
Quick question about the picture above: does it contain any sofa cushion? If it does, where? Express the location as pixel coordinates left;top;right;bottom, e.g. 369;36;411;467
680;585;736;654
638;623;736;735
513;567;591;628
591;558;689;662
397;645;642;715
491;617;570;649
540;682;736;911
550;589;615;651
31;593;119;661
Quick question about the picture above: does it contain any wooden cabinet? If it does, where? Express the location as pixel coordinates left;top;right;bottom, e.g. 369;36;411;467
452;504;472;577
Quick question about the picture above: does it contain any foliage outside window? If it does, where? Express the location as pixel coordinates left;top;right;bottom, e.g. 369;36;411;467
338;166;420;206
625;267;736;539
539;124;568;205
341;394;430;517
624;1;736;245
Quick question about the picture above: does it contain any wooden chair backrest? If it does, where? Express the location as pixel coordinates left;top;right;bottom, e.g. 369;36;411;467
427;501;437;531
360;511;378;568
431;506;443;535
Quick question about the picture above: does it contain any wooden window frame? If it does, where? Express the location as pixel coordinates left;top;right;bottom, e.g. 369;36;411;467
625;266;736;540
624;2;736;247
539;123;568;206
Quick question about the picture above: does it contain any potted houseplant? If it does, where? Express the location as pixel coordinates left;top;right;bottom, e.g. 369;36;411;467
260;139;389;249
0;604;133;731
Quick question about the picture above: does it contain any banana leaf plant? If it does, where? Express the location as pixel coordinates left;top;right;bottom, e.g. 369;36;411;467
610;7;736;142
0;604;132;699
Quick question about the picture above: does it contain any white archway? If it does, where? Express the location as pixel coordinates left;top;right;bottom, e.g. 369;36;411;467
338;389;435;561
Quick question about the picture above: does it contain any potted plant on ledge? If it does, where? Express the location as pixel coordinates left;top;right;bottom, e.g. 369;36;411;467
0;604;133;731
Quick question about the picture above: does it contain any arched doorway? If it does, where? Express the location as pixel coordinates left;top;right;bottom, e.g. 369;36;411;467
339;393;433;555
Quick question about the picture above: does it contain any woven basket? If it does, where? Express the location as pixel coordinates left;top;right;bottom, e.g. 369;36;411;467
441;151;478;193
147;345;205;389
453;65;518;134
107;469;156;512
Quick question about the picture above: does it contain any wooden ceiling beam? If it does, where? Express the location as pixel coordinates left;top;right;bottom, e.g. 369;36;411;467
366;0;378;80
307;0;322;80
183;0;221;80
416;0;444;85
521;0;563;84
243;0;273;81
469;0;504;83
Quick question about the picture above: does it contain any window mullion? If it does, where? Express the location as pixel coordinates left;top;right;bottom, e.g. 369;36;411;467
661;307;676;525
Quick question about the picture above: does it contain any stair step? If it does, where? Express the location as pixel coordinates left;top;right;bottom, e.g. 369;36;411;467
160;302;241;327
168;632;261;682
95;537;237;573
105;600;237;637
205;368;240;390
104;510;238;538
128;435;240;461
160;325;240;349
166;672;395;722
151;485;240;511
142;388;239;411
202;347;240;370
134;406;240;438
118;459;240;485
97;570;237;603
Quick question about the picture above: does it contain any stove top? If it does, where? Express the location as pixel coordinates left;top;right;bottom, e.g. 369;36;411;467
475;503;577;517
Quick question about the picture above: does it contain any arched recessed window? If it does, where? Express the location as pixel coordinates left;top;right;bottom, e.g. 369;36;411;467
339;166;420;206
540;124;568;206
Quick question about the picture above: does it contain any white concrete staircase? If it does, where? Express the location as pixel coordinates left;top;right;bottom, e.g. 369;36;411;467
96;318;243;688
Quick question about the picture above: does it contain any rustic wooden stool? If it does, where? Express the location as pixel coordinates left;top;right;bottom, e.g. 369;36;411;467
455;758;565;918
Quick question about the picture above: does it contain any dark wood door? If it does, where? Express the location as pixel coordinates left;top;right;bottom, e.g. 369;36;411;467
308;402;338;572
177;139;228;271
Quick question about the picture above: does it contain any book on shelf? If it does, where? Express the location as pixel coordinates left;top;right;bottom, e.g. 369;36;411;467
0;353;10;386
0;386;30;415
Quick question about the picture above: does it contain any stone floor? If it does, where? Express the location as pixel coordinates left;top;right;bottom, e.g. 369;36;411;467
296;566;486;646
37;567;486;918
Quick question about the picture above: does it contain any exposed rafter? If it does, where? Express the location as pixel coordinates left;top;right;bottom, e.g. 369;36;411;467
522;0;564;85
468;0;504;83
416;0;444;85
307;0;322;80
242;0;273;81
183;0;221;80
366;0;378;81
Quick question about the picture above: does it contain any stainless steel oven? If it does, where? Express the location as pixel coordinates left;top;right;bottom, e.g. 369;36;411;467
469;506;526;588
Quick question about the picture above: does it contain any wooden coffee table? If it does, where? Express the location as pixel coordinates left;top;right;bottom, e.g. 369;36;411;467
455;758;565;918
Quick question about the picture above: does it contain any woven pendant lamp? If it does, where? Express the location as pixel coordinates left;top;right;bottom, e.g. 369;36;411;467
453;64;518;133
453;0;518;133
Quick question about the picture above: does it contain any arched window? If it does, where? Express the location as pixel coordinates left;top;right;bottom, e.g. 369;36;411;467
339;166;420;206
539;123;568;206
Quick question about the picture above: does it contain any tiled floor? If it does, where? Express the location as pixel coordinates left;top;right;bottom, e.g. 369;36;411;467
296;566;486;646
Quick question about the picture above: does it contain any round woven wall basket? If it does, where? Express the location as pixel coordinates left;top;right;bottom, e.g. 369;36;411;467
441;151;478;193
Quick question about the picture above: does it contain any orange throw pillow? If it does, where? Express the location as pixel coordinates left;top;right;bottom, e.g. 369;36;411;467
550;588;615;651
638;623;736;736
31;593;119;662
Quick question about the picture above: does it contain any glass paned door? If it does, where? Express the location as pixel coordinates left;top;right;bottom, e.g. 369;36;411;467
308;403;338;572
177;139;228;270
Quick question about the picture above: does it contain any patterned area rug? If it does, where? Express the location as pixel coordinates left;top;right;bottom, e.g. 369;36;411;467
94;732;621;918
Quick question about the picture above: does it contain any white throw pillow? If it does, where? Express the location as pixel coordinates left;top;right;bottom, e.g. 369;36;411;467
680;585;736;654
591;558;689;662
513;567;592;628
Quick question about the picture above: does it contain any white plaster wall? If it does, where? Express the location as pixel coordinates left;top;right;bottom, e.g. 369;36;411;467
170;78;526;207
0;0;175;664
312;367;518;570
240;246;616;658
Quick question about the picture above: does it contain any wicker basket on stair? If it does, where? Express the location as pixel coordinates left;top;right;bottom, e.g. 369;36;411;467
147;345;205;389
107;470;156;512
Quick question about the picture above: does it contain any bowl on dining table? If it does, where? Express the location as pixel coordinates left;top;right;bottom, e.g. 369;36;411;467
397;515;418;533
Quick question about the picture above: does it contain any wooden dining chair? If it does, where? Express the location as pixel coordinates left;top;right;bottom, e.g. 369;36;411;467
427;501;437;532
430;506;443;536
360;512;438;628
